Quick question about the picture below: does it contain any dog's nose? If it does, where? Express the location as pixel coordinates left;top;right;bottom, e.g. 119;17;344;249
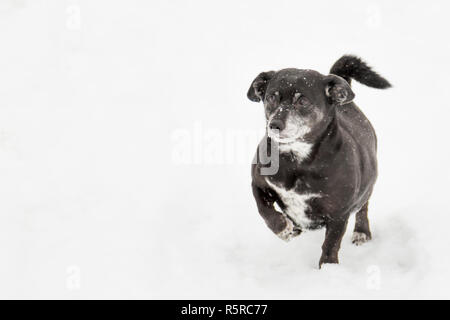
269;120;285;132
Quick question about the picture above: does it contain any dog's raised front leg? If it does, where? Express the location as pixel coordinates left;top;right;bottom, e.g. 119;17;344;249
319;217;348;268
252;183;300;241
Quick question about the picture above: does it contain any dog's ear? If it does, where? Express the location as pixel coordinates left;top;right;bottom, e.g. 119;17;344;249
324;74;355;105
247;71;276;102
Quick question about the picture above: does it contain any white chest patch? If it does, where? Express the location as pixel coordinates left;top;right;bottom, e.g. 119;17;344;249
266;178;321;229
278;141;313;163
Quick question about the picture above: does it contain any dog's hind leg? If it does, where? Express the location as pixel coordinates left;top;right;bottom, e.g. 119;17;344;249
352;202;372;245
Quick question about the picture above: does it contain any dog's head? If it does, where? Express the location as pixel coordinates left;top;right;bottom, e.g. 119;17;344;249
247;69;354;143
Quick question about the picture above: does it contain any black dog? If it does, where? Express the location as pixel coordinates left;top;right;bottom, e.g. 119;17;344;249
248;56;391;267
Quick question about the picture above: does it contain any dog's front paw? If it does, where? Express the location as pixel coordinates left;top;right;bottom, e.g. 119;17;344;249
276;216;301;242
319;254;339;269
352;231;371;246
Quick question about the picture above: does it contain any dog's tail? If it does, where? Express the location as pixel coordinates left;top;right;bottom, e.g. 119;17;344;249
330;55;391;89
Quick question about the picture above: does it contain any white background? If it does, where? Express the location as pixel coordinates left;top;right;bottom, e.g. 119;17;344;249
0;0;449;299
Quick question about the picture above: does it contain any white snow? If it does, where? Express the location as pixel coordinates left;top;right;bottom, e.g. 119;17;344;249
0;0;449;299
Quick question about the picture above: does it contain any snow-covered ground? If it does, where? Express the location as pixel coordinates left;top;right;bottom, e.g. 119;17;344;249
0;0;449;299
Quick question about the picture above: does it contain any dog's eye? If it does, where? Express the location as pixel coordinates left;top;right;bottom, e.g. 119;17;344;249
266;92;279;104
295;95;311;106
292;92;310;106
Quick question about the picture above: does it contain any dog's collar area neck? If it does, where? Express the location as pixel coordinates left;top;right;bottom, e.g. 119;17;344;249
268;135;308;145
